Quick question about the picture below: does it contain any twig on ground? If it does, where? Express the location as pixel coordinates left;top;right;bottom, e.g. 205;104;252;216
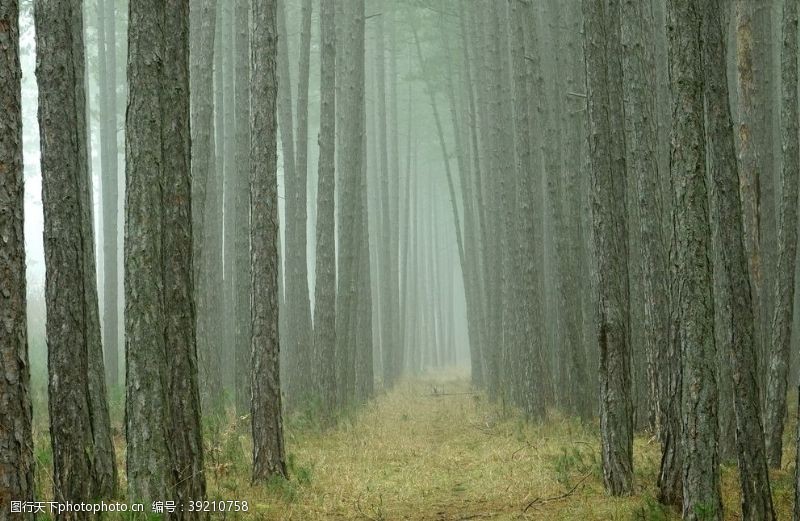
511;441;533;460
425;392;480;397
522;472;592;512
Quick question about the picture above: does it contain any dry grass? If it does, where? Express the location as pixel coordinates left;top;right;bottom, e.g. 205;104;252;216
31;372;798;520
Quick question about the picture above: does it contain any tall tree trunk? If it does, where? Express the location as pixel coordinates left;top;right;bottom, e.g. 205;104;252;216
277;0;312;402
375;0;394;390
735;0;770;403
765;0;800;469
583;0;633;497
387;2;401;389
190;0;220;415
702;0;776;517
222;0;236;399
620;0;669;438
295;0;313;367
125;0;206;507
0;0;34;514
233;0;252;415
35;0;117;504
335;0;366;408
250;0;287;482
314;0;337;416
666;0;723;518
508;0;545;419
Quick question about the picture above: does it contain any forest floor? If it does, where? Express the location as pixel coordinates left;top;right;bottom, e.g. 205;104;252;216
208;371;797;520
30;371;798;520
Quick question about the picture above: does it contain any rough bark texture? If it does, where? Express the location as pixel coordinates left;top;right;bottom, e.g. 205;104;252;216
0;1;34;516
666;0;722;518
734;0;768;402
583;0;633;497
702;1;775;518
35;0;117;505
125;0;206;509
765;0;799;469
250;0;287;482
314;0;336;415
620;0;669;439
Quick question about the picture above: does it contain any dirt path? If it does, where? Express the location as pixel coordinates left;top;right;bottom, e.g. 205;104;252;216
217;372;688;520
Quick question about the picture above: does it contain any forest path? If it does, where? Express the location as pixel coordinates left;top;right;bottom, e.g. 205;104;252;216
222;371;689;520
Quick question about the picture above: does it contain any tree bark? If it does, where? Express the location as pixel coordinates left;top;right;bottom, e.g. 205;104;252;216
35;0;117;505
250;0;287;482
765;0;800;469
583;0;633;497
0;0;34;515
620;0;669;439
702;0;776;517
666;0;723;518
125;0;206;508
335;0;366;408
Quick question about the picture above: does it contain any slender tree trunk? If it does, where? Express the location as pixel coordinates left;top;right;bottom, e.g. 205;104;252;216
620;0;669;438
702;1;776;517
0;1;34;515
335;0;366;408
250;0;287;482
508;0;545;420
291;0;314;401
583;0;633;496
190;0;220;415
375;0;394;390
233;0;252;415
387;2;401;389
735;0;769;402
35;0;117;504
765;0;800;469
666;0;723;518
222;0;236;397
314;0;336;416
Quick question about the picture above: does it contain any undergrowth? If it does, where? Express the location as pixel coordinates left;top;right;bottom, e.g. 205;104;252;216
27;371;798;520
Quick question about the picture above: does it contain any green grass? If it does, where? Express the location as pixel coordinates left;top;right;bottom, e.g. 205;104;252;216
29;372;798;520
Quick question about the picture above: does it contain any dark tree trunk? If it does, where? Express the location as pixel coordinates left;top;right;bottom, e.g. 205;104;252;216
701;1;776;518
250;0;287;482
0;0;34;515
35;0;117;504
666;0;723;518
125;0;206;509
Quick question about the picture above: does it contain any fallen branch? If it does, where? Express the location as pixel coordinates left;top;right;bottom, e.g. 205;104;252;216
425;392;480;397
523;472;592;512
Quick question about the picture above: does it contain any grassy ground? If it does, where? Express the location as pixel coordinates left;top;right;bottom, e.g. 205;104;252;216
31;372;797;519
